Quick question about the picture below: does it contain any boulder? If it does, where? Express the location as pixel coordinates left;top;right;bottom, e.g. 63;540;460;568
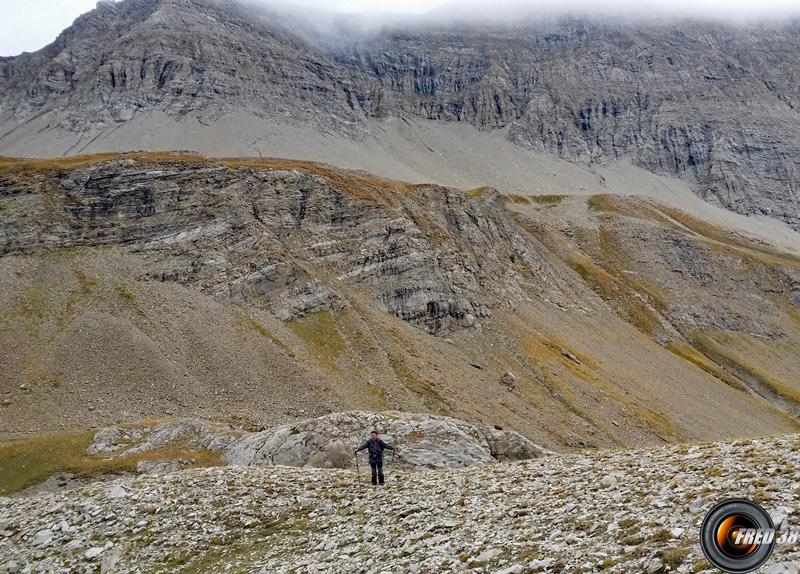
500;371;517;389
223;411;550;470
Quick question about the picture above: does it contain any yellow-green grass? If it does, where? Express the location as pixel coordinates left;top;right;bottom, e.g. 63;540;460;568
503;194;532;205
234;311;295;358
467;186;492;197
586;194;635;216
0;152;208;174
0;431;221;495
387;351;448;414
530;194;566;205
565;251;664;336
694;331;800;406
0;431;93;495
666;342;746;392
520;335;678;441
287;310;347;372
657;206;800;268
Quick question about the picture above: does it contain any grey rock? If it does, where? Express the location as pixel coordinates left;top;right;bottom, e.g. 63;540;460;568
559;348;582;365
273;280;345;321
1;433;799;574
765;563;800;574
223;411;550;470
528;558;554;571
689;495;716;514
474;547;502;564
31;530;52;548
0;160;560;335
84;547;104;560
107;485;128;499
89;419;238;456
135;459;187;475
500;371;517;389
3;1;800;232
600;475;617;488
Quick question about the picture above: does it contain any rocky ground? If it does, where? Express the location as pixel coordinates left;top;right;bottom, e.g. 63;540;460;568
2;434;800;574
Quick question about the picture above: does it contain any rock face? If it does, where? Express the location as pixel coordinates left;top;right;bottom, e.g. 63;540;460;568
2;433;799;573
1;0;799;229
223;411;550;470
0;156;565;335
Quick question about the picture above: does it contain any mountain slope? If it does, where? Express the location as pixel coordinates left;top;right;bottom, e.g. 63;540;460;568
1;0;800;231
1;153;798;448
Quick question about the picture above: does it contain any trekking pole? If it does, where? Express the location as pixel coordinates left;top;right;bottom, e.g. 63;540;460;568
354;452;360;480
390;435;396;465
392;437;397;480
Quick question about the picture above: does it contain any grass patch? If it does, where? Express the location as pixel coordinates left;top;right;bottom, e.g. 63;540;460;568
0;430;222;495
73;269;97;292
70;448;221;478
565;251;664;335
783;302;800;331
467;186;492;197
586;194;633;216
666;342;747;392
530;194;566;205
504;194;532;204
235;312;294;357
114;283;136;301
387;352;448;414
0;152;208;175
0;431;93;495
657;206;800;268
287;311;346;372
661;547;690;569
521;334;679;441
694;331;800;406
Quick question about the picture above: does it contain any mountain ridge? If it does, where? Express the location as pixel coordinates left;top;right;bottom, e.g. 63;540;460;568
1;0;800;231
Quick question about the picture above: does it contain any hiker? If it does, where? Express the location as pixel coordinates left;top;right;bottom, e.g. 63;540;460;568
354;430;395;485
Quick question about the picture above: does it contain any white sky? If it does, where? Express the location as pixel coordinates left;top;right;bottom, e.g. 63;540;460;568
2;0;799;57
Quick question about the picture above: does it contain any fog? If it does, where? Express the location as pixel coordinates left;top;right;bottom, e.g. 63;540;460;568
251;0;800;46
278;0;800;24
3;0;800;56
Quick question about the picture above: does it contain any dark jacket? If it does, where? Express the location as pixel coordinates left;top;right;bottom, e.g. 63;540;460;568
355;438;394;462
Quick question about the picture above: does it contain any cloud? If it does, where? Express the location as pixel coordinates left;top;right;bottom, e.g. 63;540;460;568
279;0;800;23
1;0;99;56
3;0;799;56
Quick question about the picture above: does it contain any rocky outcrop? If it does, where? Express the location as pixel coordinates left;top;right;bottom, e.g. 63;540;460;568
82;412;549;476
223;411;550;470
1;1;799;229
0;156;570;334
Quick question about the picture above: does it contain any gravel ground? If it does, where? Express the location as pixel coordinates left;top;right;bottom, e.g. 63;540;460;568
2;434;800;573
